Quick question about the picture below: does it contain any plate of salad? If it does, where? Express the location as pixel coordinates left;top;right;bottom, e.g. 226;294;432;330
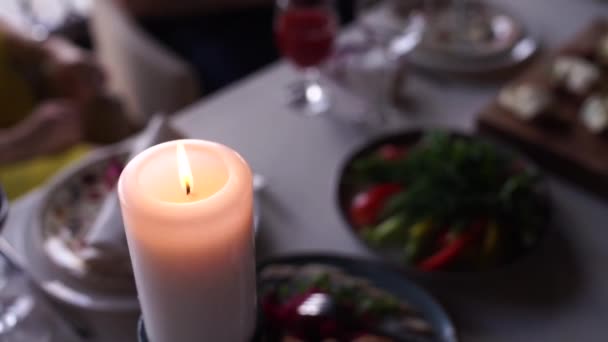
337;130;550;273
139;255;457;342
255;255;457;342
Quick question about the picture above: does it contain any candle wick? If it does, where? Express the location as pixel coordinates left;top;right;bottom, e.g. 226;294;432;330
186;183;191;195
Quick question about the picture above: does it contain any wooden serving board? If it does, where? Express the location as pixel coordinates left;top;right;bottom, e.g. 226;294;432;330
477;19;608;197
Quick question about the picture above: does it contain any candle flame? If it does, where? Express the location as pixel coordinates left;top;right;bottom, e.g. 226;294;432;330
177;143;193;195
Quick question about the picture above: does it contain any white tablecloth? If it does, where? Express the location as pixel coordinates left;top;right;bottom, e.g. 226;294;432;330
5;0;608;341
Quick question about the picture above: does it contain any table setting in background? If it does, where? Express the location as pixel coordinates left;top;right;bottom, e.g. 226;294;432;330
2;0;608;341
0;0;91;42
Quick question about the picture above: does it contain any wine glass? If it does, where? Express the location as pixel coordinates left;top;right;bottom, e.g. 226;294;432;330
0;188;80;342
356;0;425;49
275;0;339;115
0;241;84;342
330;0;424;126
0;191;44;342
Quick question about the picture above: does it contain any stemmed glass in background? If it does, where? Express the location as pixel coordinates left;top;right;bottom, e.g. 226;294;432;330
356;0;425;49
0;188;45;342
0;189;79;342
0;248;52;342
275;0;339;115
330;0;425;126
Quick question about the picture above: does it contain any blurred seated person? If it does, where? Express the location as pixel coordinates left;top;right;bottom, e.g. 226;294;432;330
0;21;132;199
117;0;354;93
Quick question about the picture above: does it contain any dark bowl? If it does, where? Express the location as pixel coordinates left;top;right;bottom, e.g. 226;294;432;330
336;129;551;277
0;185;8;232
139;254;458;342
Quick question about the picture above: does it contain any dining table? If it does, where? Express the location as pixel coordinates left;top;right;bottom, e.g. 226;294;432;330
4;0;608;341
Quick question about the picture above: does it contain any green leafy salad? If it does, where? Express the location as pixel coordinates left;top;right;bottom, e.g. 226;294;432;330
343;132;549;272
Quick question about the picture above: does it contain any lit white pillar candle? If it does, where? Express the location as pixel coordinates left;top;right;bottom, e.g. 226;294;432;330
118;139;256;342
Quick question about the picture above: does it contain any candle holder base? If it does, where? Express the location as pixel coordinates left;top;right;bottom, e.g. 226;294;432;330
137;318;147;342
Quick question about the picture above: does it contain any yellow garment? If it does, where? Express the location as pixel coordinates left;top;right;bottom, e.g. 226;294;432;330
0;33;88;199
0;145;89;199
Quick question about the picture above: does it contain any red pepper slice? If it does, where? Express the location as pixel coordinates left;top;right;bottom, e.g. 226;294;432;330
417;220;487;272
377;144;408;161
349;183;403;228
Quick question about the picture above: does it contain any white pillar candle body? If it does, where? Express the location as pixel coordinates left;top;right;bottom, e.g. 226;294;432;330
118;140;256;342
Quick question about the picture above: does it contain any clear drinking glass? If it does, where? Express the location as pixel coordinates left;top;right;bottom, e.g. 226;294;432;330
357;0;425;49
0;192;79;342
331;0;424;125
0;241;82;342
0;255;51;342
275;0;339;115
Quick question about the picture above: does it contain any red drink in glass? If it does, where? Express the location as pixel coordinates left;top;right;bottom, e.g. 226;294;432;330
276;8;337;68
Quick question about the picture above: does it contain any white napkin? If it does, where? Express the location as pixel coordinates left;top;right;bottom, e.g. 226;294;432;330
81;115;169;261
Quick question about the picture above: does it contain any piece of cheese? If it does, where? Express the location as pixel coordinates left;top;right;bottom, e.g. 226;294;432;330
581;95;608;134
552;56;600;95
499;84;552;121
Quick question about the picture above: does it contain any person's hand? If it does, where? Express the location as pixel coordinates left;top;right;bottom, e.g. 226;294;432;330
19;100;84;157
0;100;84;164
43;38;105;104
81;93;135;144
